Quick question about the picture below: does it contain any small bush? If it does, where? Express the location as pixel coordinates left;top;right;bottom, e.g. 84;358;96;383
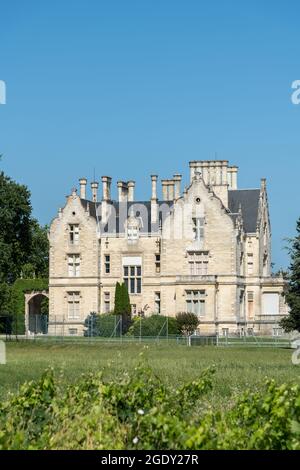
176;312;199;336
84;313;122;337
128;314;179;337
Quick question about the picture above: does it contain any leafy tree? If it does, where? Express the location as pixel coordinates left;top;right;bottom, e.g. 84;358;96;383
0;170;49;316
176;312;199;336
26;221;49;278
0;171;32;284
280;217;300;333
0;283;12;315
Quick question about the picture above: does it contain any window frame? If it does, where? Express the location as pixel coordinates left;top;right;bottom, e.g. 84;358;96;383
123;265;142;294
186;290;206;316
67;292;80;320
68;254;80;277
104;254;110;274
69;224;79;245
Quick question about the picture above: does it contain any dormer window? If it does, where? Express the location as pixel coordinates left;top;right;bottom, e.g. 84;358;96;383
69;224;79;245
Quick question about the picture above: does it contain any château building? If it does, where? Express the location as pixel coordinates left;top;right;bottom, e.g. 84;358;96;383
48;160;288;336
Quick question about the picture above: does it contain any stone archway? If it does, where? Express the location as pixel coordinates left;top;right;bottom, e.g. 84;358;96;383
25;291;49;334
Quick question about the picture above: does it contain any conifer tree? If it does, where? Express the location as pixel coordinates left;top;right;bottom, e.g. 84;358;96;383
121;282;131;315
280;217;300;332
113;282;122;315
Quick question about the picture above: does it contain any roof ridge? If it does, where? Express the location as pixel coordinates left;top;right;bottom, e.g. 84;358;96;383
228;188;260;191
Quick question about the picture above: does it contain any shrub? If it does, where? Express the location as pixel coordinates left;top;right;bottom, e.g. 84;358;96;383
0;365;300;450
176;312;199;336
128;314;179;337
84;313;122;337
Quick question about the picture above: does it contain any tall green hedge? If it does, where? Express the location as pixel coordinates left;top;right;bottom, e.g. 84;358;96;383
10;278;49;334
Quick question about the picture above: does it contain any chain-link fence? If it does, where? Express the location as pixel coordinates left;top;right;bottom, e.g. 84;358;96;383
3;313;293;348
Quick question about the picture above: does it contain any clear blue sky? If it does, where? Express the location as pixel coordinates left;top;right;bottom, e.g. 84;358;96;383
0;0;299;270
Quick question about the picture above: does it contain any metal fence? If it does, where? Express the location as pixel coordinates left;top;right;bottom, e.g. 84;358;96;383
4;313;293;349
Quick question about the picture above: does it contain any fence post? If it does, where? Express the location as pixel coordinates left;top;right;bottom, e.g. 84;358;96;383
139;316;142;343
166;316;169;344
120;316;123;343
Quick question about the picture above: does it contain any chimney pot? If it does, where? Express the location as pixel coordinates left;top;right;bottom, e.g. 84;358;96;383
127;180;135;202
79;178;87;199
91;181;99;202
102;176;112;201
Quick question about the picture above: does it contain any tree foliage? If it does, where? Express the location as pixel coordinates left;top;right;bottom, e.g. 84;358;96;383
0;170;49;315
280;217;300;332
114;282;132;334
0;171;32;284
176;312;199;336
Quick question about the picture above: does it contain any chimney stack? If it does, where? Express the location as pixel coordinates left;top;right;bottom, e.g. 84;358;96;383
79;178;87;199
173;174;182;199
150;175;158;224
151;175;158;200
91;181;99;202
189;161;197;182
261;178;267;191
127;181;135;201
102;176;112;201
117;181;128;202
161;179;169;201
168;180;175;200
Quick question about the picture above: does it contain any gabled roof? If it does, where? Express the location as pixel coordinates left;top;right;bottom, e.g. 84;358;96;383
228;189;261;233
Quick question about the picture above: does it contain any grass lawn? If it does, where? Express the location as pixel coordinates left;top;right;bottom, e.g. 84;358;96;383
0;341;299;409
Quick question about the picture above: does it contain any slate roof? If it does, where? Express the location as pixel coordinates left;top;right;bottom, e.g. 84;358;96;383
80;199;173;234
228;189;261;233
81;188;261;235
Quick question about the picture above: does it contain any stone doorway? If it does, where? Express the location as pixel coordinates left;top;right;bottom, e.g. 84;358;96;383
25;291;49;334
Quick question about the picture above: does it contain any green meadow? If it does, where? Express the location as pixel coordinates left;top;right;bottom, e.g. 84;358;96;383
1;341;299;408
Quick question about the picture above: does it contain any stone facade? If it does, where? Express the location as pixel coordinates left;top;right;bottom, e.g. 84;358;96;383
48;160;288;336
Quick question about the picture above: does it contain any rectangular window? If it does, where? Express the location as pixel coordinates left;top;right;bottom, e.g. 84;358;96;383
222;328;229;337
186;290;205;316
67;292;80;319
248;291;254;318
188;252;209;275
247;253;253;275
104;292;110;313
123;265;142;294
155;254;161;273
105;255;110;274
193;217;205;243
68;328;78;335
69;224;79;245
68;254;80;277
155;292;161;314
262;293;279;315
